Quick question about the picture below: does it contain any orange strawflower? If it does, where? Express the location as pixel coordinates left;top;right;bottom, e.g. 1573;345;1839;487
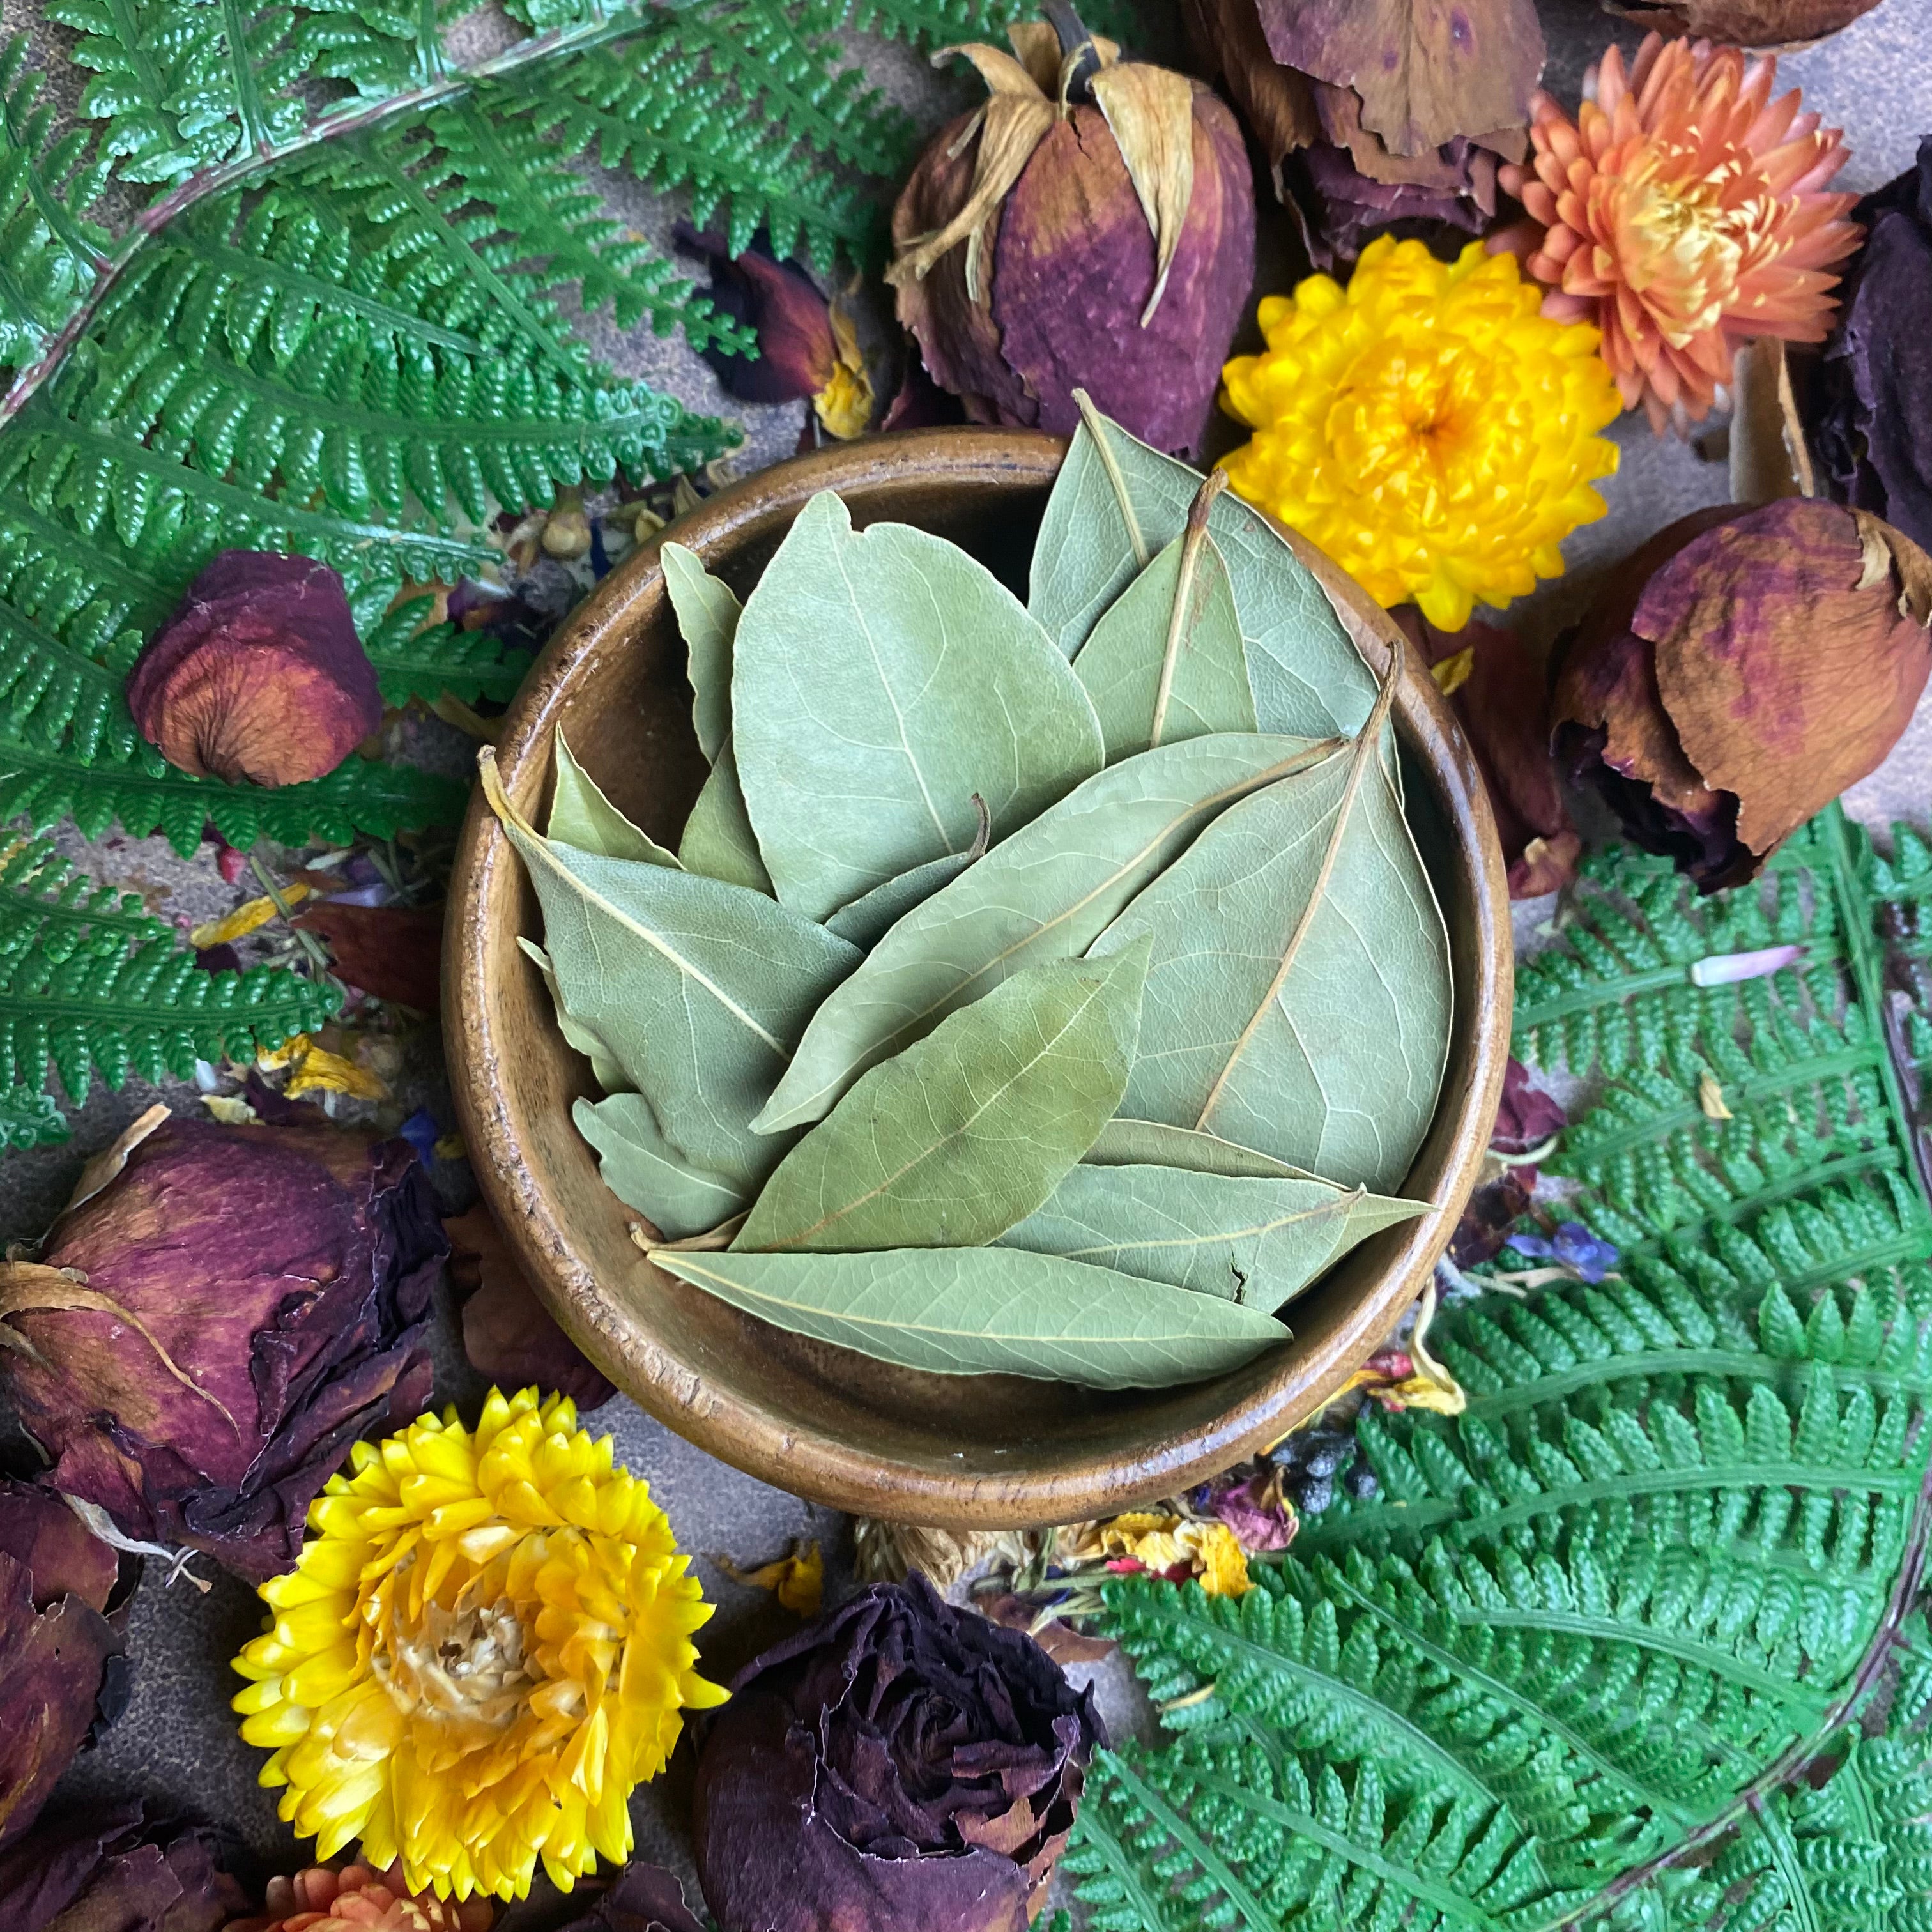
1498;34;1860;429
228;1862;493;1932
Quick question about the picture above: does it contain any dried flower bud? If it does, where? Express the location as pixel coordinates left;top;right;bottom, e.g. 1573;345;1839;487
677;226;874;440
694;1573;1104;1932
1603;0;1882;44
128;553;381;787
0;1114;443;1583
1552;499;1932;891
889;15;1254;456
0;1482;132;1850
1813;138;1932;556
0;1803;246;1932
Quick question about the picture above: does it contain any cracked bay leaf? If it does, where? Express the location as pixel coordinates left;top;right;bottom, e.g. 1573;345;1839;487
1028;397;1377;738
574;1092;747;1240
482;749;858;1192
1089;675;1451;1192
650;1245;1289;1388
662;539;739;764
753;732;1341;1133
732;490;1105;922
549;731;680;866
678;733;774;894
1002;1162;1426;1309
734;940;1151;1253
1073;480;1256;762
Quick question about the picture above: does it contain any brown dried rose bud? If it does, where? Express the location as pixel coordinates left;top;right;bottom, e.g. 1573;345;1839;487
1602;0;1881;46
1552;499;1932;891
888;10;1254;457
127;551;383;786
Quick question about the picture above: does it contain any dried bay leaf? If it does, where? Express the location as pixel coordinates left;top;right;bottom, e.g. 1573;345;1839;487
735;941;1151;1253
1091;668;1451;1192
662;540;739;764
1002;1163;1425;1308
1085;1117;1320;1181
732;491;1104;922
824;796;991;949
522;939;627;1092
1073;474;1256;762
650;1245;1289;1388
482;749;858;1189
754;732;1341;1133
549;731;680;866
1029;396;1377;739
575;1092;748;1240
678;733;774;895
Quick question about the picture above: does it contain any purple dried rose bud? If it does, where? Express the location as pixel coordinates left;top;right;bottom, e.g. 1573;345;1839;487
1198;1470;1297;1552
0;1802;245;1932
128;551;382;787
0;1482;134;1850
889;15;1253;456
1552;500;1932;891
0;1114;442;1583
1814;138;1932;557
693;1571;1105;1932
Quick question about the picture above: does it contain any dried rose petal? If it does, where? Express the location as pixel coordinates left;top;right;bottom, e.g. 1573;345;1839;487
890;25;1254;457
447;1201;615;1414
546;1864;703;1932
694;1573;1103;1932
1553;500;1932;890
1604;0;1881;43
1398;608;1581;900
128;553;381;788
0;1483;131;1850
1;1115;441;1583
0;1803;245;1932
1814;139;1932;556
291;900;445;1013
1492;1057;1565;1157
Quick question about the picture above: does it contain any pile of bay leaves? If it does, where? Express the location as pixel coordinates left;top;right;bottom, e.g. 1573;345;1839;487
480;403;1454;1391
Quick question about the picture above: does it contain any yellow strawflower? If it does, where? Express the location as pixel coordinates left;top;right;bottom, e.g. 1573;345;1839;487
231;1388;726;1903
1218;236;1621;632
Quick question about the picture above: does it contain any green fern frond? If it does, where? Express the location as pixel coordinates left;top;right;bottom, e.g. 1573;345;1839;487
0;1079;66;1147
847;0;1146;49
0;829;165;947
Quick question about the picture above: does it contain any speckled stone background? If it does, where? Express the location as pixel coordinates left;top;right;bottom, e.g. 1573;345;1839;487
3;0;1928;1919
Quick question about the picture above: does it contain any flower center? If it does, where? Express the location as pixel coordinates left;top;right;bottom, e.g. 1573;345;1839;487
1325;340;1476;509
1614;161;1744;345
372;1589;535;1731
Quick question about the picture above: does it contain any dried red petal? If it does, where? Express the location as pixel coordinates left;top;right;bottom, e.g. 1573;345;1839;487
127;553;381;787
291;900;445;1012
1604;0;1880;43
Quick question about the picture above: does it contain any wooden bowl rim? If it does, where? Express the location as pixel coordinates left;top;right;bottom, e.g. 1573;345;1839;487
445;426;1512;1526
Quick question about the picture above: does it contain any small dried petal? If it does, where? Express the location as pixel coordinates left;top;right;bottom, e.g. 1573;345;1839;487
1554;500;1932;889
0;1804;246;1932
1603;0;1882;44
1492;1058;1565;1156
447;1201;615;1414
291;900;444;1012
128;553;381;787
550;1864;703;1932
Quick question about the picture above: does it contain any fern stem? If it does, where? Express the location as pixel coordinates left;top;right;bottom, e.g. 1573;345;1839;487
0;4;666;427
1531;1445;1932;1932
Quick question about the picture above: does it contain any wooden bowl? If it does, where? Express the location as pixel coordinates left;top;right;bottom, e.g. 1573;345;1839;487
447;429;1511;1527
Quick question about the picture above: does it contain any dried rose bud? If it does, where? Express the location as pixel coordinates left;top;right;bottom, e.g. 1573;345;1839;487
1603;0;1882;44
0;1482;133;1850
0;1113;442;1583
677;226;874;441
694;1573;1105;1932
0;1803;245;1932
889;13;1254;456
1552;499;1932;891
1182;0;1529;270
1814;139;1932;556
128;551;382;787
